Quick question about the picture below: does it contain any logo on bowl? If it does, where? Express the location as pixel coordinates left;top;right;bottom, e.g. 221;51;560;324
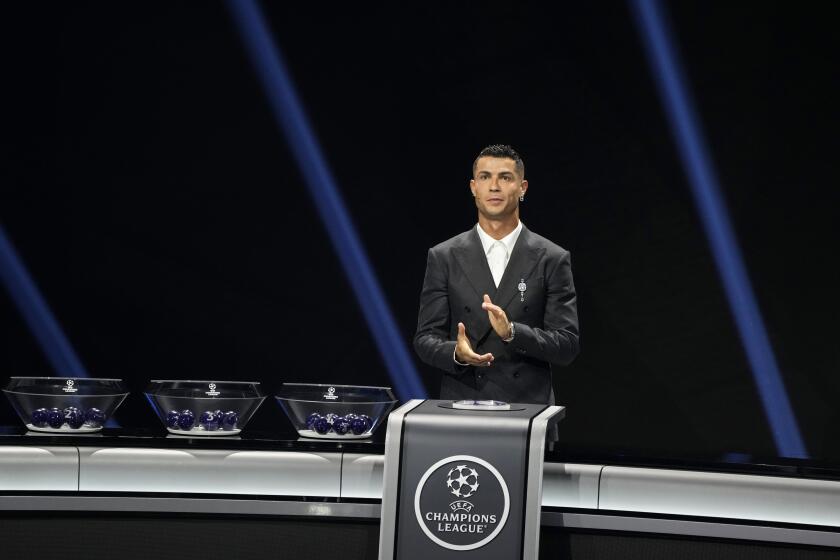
323;386;338;400
205;383;221;397
62;379;78;393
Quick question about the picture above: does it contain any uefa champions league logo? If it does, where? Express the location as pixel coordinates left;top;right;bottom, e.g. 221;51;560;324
205;383;221;397
323;386;338;400
446;464;479;499
62;379;78;393
415;455;510;551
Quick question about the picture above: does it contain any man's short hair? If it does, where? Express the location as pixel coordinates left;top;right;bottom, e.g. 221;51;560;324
472;144;525;179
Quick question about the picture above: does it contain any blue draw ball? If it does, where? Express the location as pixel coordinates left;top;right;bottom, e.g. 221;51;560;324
200;410;220;431
349;415;372;434
31;408;49;428
332;416;351;435
85;408;106;428
350;416;369;435
221;411;238;430
306;412;322;429
47;408;64;429
178;409;196;430
313;417;332;435
166;410;180;429
64;407;84;429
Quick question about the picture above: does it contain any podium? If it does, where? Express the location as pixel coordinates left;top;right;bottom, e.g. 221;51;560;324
378;399;564;559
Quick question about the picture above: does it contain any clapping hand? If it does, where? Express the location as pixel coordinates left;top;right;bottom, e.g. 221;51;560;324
481;294;512;340
455;322;494;366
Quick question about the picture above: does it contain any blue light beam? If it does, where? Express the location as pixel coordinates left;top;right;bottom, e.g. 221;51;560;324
630;0;807;457
0;224;89;377
225;0;427;400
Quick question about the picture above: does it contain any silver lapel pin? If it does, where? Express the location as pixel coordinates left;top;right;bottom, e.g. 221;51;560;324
518;278;527;302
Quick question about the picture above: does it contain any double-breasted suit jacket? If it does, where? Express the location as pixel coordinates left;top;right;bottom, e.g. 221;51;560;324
414;225;579;404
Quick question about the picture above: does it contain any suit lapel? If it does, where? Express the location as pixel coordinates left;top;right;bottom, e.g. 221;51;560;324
453;227;497;300
495;226;543;310
454;224;543;349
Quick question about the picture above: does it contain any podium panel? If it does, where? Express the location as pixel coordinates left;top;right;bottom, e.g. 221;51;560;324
379;400;563;560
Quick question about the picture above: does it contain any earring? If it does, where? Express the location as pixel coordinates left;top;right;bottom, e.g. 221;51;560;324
519;194;524;202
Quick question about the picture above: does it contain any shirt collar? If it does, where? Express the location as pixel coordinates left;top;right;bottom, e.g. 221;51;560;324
475;221;523;256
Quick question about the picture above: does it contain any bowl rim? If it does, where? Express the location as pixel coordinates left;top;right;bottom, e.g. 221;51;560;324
275;396;398;405
274;395;400;406
276;382;396;403
145;392;266;401
3;389;130;397
8;376;124;382
148;380;262;384
280;382;393;389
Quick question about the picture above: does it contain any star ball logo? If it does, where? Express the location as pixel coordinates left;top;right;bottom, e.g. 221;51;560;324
62;379;78;393
414;455;510;551
446;464;479;498
205;383;220;397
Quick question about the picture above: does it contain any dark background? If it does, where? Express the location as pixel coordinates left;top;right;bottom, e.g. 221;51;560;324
1;2;837;461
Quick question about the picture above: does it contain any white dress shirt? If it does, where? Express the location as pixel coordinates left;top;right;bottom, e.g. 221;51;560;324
476;221;523;287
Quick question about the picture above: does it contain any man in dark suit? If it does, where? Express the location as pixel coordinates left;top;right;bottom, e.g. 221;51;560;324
414;145;579;405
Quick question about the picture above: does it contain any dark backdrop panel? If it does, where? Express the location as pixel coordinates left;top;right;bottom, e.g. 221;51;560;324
542;530;840;560
1;514;838;560
1;2;837;461
0;514;380;560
